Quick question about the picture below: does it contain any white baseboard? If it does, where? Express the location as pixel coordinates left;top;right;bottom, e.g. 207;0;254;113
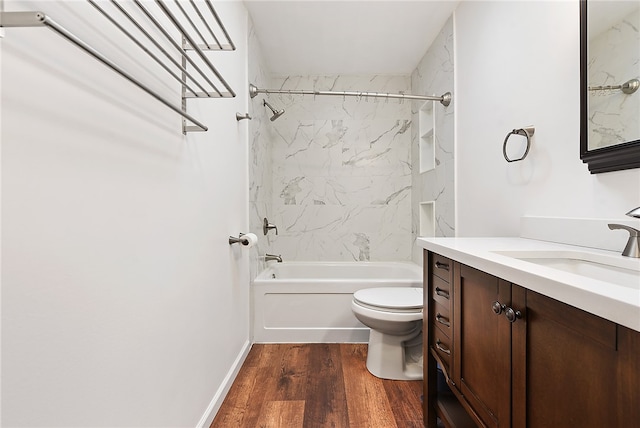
196;339;252;428
253;327;370;344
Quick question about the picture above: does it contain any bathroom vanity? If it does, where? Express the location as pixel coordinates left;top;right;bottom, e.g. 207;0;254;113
417;238;640;428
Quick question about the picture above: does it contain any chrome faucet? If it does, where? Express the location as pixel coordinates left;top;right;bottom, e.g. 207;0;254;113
264;253;283;263
608;207;640;258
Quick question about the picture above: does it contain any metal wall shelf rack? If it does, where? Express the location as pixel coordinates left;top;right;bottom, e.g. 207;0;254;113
0;0;236;133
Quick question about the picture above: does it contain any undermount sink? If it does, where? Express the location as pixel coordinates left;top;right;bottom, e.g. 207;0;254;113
493;250;640;289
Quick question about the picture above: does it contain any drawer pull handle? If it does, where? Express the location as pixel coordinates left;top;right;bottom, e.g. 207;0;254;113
435;339;451;355
435;261;450;271
435;287;450;299
435;313;451;327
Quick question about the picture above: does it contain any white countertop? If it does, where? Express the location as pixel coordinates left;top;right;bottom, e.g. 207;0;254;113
416;237;640;332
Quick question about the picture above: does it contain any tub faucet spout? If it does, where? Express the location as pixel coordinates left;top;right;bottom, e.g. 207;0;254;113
264;253;283;263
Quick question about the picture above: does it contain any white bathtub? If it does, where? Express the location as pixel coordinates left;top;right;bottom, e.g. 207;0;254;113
252;262;422;343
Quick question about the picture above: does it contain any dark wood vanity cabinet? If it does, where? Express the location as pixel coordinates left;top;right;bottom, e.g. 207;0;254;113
453;264;512;427
423;250;640;428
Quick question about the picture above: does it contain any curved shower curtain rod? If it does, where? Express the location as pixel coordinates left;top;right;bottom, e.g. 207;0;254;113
249;83;451;107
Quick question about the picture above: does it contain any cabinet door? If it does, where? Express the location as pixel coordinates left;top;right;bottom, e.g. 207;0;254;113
454;264;511;428
511;288;623;428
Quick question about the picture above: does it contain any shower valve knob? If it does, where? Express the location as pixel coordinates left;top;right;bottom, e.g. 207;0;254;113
263;218;278;235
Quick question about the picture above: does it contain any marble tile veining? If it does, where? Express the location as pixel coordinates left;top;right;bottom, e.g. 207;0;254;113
587;8;639;149
411;16;455;264
249;16;455;263
259;74;413;261
248;16;274;276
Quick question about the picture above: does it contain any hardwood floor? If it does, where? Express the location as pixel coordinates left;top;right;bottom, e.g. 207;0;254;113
211;344;424;428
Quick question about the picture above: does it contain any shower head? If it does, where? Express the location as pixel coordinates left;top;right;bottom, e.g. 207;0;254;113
263;99;285;121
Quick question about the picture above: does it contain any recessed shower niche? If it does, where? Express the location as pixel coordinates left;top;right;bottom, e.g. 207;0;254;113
419;101;436;173
419;201;435;237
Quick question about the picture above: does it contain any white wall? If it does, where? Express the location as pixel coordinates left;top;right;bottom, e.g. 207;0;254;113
1;1;251;426
455;1;640;237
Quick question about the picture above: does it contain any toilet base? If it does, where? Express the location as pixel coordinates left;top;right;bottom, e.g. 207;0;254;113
365;327;423;381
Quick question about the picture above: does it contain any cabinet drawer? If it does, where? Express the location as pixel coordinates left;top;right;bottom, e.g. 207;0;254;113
433;300;452;338
431;253;452;282
432;275;451;307
432;323;453;375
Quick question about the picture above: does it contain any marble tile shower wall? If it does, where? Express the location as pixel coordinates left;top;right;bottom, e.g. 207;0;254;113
410;16;455;264
266;75;412;261
247;16;274;278
588;8;639;149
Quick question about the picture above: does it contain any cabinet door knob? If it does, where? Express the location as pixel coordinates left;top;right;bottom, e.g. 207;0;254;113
491;301;504;315
505;307;522;323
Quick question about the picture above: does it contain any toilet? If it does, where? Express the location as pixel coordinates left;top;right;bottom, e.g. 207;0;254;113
351;287;423;380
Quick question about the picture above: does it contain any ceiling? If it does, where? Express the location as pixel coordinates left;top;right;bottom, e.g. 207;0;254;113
243;1;460;76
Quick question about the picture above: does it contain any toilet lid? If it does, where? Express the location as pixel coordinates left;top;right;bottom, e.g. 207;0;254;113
354;287;423;310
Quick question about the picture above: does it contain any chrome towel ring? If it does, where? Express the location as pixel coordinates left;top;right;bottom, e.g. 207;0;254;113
503;126;535;162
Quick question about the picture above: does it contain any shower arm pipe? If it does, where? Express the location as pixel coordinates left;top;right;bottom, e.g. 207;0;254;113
0;11;208;132
249;83;452;106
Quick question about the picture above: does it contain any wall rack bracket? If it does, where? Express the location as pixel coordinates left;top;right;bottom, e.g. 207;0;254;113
0;0;237;134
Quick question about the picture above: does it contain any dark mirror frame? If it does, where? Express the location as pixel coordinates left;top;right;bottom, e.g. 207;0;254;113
580;0;640;174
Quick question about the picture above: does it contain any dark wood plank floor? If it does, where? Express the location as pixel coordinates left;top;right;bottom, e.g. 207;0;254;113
211;344;424;428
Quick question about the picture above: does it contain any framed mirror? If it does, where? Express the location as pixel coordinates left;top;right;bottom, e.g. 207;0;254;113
580;0;640;174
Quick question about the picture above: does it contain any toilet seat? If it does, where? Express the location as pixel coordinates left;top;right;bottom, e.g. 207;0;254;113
353;287;423;313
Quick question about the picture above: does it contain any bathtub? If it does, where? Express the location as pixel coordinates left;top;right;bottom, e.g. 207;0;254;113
252;262;422;343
